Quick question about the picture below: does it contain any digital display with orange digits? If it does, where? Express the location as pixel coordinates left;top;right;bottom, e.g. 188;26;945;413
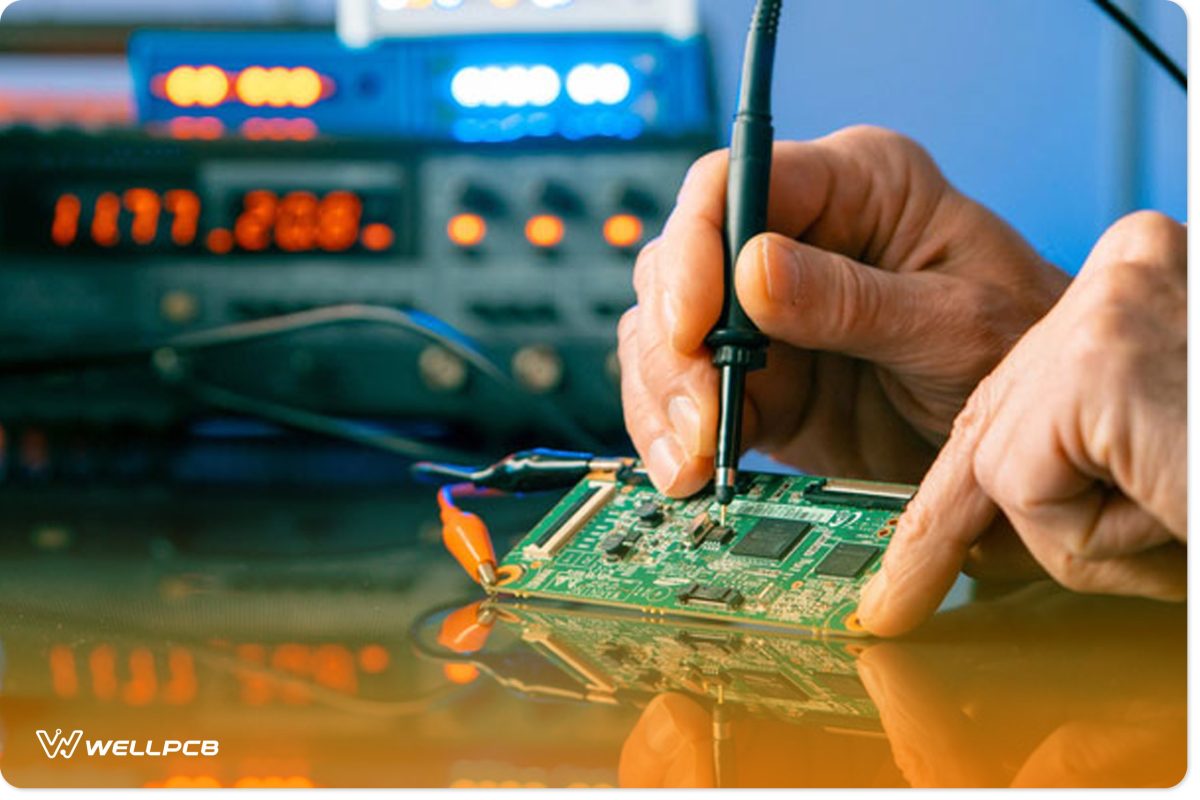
36;186;398;256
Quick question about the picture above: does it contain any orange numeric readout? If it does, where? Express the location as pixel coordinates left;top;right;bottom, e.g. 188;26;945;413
50;189;390;253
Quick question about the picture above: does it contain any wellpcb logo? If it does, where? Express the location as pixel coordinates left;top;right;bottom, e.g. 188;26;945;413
37;729;219;760
36;729;83;760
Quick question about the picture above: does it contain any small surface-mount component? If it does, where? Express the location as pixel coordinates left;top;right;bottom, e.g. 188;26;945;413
686;513;735;548
677;582;745;611
804;478;915;511
634;500;664;527
814;543;881;578
731;519;812;561
599;532;632;561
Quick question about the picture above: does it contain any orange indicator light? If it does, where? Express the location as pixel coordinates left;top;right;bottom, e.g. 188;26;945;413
164;65;229;107
361;222;395;252
288;67;323;108
236;66;326;108
447;213;487;248
603;213;644;249
526;214;565;248
207;228;234;254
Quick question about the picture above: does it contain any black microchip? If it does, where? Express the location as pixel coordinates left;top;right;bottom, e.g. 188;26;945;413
814;543;881;578
730;519;812;560
635;500;664;526
600;532;632;560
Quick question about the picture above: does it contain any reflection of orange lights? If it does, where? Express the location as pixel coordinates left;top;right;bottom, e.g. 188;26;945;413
123;188;161;245
241;117;318;141
358;644;390;674
163;646;198;705
150;776;223;789
50;645;79;698
91;192;121;247
603;214;644;249
313;645;357;694
166;116;225;140
207;228;234;254
361;222;395;252
443;663;480;685
165;189;201;246
447;213;487;248
123;646;158;706
164;65;229;107
51;193;81;247
526;214;565;248
89;644;118;700
234;777;316;789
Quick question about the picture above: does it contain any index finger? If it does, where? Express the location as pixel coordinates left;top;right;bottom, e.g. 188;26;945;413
857;397;999;636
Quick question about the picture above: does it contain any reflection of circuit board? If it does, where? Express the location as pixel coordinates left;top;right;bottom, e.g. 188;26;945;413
485;602;879;730
493;471;913;636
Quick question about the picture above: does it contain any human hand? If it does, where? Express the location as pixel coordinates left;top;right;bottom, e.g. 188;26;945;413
619;125;1069;496
859;212;1187;636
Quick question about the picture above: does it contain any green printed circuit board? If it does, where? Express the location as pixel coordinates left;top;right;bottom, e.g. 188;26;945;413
493;470;914;636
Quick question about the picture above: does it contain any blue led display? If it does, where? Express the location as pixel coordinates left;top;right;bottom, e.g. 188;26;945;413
128;30;713;142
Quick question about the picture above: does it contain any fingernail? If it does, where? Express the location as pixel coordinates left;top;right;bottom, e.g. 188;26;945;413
857;567;889;626
646;435;686;492
760;237;800;304
667;395;703;456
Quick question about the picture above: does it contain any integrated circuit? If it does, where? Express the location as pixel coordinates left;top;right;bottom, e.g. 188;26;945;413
493;470;914;635
730;519;811;560
814;543;881;579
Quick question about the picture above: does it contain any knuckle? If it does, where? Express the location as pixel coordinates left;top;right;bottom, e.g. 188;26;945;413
678;149;728;195
953;282;1028;374
616;307;639;346
951;375;996;442
631;239;661;294
1049;554;1093;594
839;125;937;169
1091;211;1186;283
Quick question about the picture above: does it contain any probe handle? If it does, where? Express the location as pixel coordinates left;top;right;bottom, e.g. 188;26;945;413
710;112;774;353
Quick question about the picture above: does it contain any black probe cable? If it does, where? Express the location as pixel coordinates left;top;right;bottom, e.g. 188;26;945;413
1090;0;1186;90
709;0;782;512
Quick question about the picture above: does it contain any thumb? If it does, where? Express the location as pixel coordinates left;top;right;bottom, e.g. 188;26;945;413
734;233;958;367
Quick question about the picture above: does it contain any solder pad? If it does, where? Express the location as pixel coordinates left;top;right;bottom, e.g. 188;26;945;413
492;471;914;637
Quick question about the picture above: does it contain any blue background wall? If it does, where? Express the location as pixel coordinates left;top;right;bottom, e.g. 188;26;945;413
700;0;1187;273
